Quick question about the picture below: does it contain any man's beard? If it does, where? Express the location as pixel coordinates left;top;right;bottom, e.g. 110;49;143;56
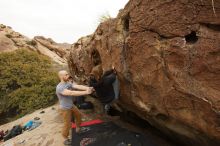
63;78;69;82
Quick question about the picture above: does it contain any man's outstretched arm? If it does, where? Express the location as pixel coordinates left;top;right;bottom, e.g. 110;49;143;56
73;84;91;91
61;88;92;96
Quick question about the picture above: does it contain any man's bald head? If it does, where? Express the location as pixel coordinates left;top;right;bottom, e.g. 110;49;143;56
58;70;70;82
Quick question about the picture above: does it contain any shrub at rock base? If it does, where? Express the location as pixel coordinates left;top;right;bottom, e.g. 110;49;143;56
0;49;58;124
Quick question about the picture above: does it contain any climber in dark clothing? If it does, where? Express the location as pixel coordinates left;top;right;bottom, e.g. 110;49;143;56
89;65;120;113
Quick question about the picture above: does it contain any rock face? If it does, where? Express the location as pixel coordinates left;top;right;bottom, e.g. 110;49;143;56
34;36;70;62
68;0;220;145
0;24;69;65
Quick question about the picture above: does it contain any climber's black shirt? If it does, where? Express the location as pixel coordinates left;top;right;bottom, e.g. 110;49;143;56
89;69;116;104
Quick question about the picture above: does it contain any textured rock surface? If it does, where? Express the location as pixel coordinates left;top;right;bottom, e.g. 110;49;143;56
68;0;220;145
34;36;70;60
0;24;69;65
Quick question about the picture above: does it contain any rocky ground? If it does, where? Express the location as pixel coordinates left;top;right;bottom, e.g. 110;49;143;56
0;96;101;146
0;104;64;146
0;98;175;146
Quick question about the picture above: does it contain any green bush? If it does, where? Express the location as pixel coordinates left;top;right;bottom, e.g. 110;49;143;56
0;49;59;124
99;13;112;23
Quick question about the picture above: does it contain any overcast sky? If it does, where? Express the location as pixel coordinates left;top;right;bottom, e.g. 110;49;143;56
0;0;128;43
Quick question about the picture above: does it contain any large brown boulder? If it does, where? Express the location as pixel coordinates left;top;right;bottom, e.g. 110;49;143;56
68;0;220;145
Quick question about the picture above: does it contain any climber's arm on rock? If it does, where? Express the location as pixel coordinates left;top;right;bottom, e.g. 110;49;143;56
61;88;92;96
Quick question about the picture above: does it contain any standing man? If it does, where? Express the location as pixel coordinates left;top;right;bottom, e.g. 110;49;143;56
56;70;93;145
